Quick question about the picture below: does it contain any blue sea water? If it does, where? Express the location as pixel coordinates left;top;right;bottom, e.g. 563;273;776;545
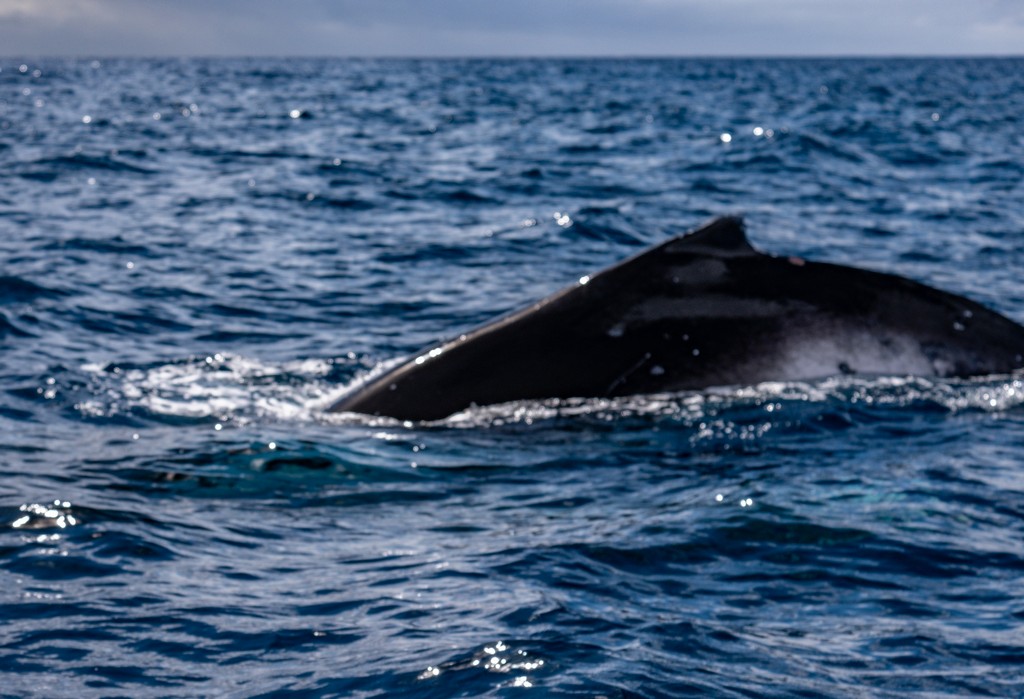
2;57;1024;697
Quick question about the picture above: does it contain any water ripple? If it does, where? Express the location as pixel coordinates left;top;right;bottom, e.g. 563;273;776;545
2;56;1024;697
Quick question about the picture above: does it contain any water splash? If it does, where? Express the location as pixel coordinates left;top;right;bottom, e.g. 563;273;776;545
77;354;355;426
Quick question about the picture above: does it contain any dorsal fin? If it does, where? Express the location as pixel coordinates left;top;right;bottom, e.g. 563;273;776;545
664;216;756;257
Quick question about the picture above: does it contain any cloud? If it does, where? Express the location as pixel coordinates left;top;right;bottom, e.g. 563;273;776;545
0;0;1022;56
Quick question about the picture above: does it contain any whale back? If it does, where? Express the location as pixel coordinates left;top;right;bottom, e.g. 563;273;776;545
330;217;1024;420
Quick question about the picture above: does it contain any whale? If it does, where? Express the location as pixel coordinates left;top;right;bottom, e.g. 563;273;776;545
330;216;1024;421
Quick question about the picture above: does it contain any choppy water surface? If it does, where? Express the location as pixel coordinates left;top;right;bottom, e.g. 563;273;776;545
2;58;1024;697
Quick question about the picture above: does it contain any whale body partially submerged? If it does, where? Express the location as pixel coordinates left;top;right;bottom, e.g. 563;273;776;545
330;217;1024;421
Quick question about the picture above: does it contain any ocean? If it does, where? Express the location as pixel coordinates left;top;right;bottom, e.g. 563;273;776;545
2;57;1024;697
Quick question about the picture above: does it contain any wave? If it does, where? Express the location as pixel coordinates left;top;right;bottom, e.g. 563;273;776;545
19;153;156;181
0;275;68;304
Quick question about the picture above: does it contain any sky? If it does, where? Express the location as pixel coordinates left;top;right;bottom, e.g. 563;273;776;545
0;0;1022;57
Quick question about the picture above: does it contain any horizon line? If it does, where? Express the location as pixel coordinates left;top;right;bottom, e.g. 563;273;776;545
3;53;1023;61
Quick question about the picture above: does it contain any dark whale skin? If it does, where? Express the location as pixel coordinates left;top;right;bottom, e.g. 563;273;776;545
330;217;1024;421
